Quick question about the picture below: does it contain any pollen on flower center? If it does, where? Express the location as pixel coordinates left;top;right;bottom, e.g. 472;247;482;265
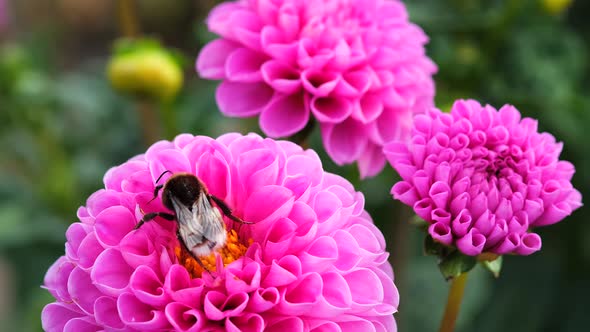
175;229;251;278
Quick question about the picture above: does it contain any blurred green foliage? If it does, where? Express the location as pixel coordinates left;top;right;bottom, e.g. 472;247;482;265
0;0;588;331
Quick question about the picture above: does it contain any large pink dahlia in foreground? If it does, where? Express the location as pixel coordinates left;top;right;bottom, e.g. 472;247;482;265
196;0;436;177
384;100;582;257
42;133;397;331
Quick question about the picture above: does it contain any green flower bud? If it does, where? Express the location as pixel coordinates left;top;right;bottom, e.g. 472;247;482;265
107;39;184;101
540;0;573;15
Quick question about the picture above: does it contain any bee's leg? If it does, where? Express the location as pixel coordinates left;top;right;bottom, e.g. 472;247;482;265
147;184;164;204
176;230;213;277
134;211;175;230
209;195;253;224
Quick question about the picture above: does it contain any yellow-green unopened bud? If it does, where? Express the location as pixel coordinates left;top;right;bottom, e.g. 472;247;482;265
540;0;573;15
107;39;183;101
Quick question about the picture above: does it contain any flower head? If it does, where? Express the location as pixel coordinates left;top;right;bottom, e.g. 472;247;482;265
196;0;436;177
385;100;582;256
42;133;398;331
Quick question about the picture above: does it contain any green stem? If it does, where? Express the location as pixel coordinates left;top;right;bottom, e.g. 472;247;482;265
160;101;178;140
137;100;161;146
118;0;140;38
438;272;468;332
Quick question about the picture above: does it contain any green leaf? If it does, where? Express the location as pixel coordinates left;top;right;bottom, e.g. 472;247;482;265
480;255;503;278
438;251;477;280
424;234;446;256
411;215;429;230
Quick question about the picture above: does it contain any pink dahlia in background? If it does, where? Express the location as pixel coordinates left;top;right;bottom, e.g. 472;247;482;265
42;133;398;331
384;100;582;256
196;0;436;177
0;0;7;30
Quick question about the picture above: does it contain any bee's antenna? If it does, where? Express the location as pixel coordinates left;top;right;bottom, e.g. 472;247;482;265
155;170;172;184
147;170;171;204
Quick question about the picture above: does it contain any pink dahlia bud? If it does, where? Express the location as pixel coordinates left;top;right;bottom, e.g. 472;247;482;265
196;0;436;177
42;133;398;331
385;100;582;256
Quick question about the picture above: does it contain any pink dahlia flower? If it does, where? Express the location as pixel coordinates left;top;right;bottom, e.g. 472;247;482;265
0;0;7;30
196;0;436;177
42;133;398;331
384;100;582;256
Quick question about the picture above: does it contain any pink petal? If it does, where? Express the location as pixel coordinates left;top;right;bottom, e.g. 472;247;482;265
456;229;485;256
345;269;384;310
118;293;170;330
321;272;352;310
277;273;322;315
77;231;103;270
196;39;239;79
195;152;231;200
352;90;384;124
129;265;170;307
216;81;274;117
165;265;205;308
225;48;266;82
321;119;369;164
246;287;280;312
261;60;302;94
63;318;99;332
429;221;453;245
431;208;451;224
90;248;133;296
237;148;279;196
262;256;300;287
245;184;294;227
119;229;159;269
225;261;262;293
67;267;103;315
413;198;433;221
311;95;353;123
204;291;249;320
94;296;125;329
165;302;206;332
357;142;387;178
299;236;338;273
515;233;542;255
301;69;340;97
451;209;472;238
493;232;521;255
334;69;372;97
391;181;418;207
260;93;310;137
42;303;83;332
533;201;572;226
44;256;75;302
266;317;305;332
103;161;146;191
226;313;265;332
429;181;451;209
94;206;136;247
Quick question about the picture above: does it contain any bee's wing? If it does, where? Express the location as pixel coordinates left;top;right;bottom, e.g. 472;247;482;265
192;195;225;242
172;195;225;255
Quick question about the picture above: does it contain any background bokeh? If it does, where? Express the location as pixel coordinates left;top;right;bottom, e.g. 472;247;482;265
1;0;588;331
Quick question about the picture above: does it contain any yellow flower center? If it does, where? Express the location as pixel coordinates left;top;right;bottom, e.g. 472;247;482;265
175;229;251;278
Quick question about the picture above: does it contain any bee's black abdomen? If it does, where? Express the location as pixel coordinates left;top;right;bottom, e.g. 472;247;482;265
162;173;205;210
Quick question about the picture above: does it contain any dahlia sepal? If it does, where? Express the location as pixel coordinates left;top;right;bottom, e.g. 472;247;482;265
479;255;503;278
423;234;447;257
437;250;477;281
410;214;429;229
